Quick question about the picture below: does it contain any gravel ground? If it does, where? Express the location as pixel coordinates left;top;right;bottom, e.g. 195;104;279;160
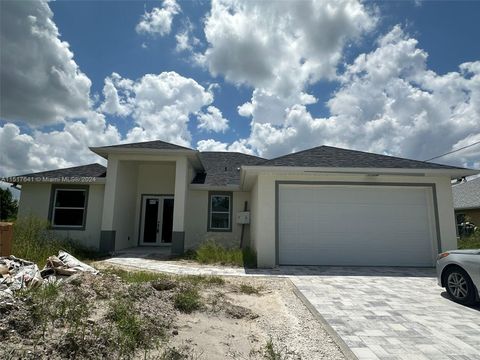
242;277;345;360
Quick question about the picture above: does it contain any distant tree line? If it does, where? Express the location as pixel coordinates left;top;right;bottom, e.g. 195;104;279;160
0;188;18;221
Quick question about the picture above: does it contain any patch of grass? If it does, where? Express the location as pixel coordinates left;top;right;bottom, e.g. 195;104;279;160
263;338;300;360
174;288;202;313
264;339;283;360
108;296;163;357
12;216;99;266
23;282;92;354
159;345;200;360
458;232;480;249
205;276;225;285
239;283;260;295
190;240;257;268
105;267;225;288
25;283;61;338
104;267;169;283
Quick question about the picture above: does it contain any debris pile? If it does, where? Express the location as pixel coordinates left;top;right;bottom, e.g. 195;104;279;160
0;256;43;299
41;250;98;278
0;251;97;301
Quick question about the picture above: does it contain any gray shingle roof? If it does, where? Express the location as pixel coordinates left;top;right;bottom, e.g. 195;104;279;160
16;163;106;181
193;152;265;186
260;145;465;170
11;143;472;187
453;177;480;210
96;140;194;151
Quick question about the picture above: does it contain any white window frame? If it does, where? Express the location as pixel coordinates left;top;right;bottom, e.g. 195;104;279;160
209;194;232;231
52;188;87;228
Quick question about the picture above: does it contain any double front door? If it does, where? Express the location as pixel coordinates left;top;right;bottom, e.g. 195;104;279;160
140;195;174;245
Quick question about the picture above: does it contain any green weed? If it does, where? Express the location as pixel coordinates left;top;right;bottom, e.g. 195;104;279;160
239;284;260;295
174;288;202;313
458;231;480;249
12;216;99;266
191;241;257;268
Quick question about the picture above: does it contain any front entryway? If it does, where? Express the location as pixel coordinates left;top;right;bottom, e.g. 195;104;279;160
140;195;174;245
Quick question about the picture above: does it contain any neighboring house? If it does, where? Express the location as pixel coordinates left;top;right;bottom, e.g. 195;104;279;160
8;140;478;268
453;177;480;227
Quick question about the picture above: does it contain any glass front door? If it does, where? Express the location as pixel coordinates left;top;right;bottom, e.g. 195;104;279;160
140;196;174;245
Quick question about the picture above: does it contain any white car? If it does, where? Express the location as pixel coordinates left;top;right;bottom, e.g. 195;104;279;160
437;249;480;306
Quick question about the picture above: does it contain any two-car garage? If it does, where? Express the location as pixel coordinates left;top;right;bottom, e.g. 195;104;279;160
278;183;439;267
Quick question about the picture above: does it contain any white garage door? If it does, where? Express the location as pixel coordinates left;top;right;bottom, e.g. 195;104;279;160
278;184;437;266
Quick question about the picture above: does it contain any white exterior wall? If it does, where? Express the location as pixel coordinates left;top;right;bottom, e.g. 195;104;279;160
184;190;251;249
18;183;105;249
249;180;259;251
112;161;138;250
18;183;51;219
132;163;176;245
250;172;458;268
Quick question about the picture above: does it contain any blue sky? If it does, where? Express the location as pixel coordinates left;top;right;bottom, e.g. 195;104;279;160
50;0;480;144
0;0;479;177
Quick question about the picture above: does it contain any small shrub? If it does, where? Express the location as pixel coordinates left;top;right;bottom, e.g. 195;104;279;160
160;345;198;360
264;339;282;360
180;249;197;260
151;278;177;291
242;247;257;268
458;231;480;249
193;240;257;268
174;288;202;313
263;338;299;360
12;216;98;266
239;284;260;295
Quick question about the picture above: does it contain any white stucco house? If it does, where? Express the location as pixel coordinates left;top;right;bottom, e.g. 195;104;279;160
9;140;478;268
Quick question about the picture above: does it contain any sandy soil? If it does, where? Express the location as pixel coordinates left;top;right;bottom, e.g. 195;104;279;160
1;266;345;360
168;277;345;360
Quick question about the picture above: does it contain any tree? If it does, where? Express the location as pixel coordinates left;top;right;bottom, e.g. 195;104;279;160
0;188;18;220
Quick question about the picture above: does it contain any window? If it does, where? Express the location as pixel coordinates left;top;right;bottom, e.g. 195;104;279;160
208;192;232;231
50;186;88;229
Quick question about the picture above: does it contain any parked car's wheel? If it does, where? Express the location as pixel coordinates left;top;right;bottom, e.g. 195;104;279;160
444;266;477;306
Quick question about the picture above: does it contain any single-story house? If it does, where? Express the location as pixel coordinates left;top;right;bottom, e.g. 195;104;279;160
453;177;480;226
9;140;478;268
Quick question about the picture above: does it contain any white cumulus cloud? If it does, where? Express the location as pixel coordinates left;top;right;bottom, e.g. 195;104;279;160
98;71;215;146
136;0;180;37
0;0;92;125
200;0;376;96
0;113;121;176
197;106;229;132
197;138;255;155
239;26;480;168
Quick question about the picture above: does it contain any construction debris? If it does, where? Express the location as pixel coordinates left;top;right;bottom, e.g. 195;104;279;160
41;250;98;278
0;251;98;299
0;256;43;299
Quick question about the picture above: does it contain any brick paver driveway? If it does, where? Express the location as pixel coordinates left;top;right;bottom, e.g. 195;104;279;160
290;267;480;360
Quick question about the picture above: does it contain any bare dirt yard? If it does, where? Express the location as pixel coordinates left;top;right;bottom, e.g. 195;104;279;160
1;265;344;360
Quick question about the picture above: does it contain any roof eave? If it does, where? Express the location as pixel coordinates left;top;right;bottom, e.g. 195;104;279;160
454;205;480;211
89;146;197;159
241;166;479;179
89;147;204;170
189;184;240;191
